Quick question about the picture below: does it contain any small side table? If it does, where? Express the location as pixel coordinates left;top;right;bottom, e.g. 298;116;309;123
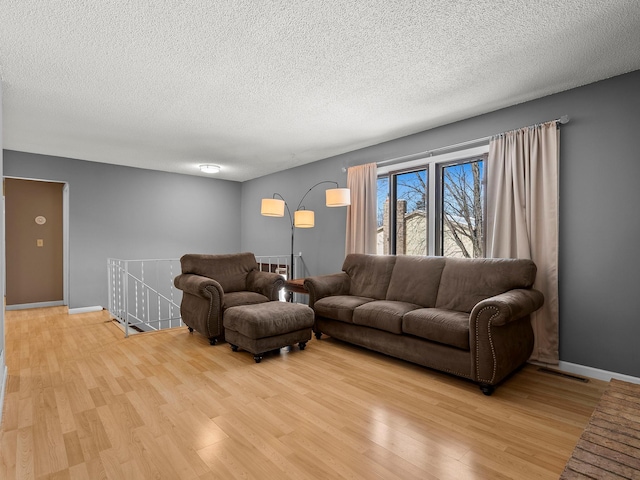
284;278;308;302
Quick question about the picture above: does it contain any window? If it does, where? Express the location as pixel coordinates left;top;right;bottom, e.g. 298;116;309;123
440;160;485;257
377;150;487;257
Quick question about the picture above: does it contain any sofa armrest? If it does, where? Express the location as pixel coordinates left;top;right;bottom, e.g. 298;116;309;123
304;272;350;308
247;270;285;300
174;273;224;300
469;288;544;386
471;289;544;327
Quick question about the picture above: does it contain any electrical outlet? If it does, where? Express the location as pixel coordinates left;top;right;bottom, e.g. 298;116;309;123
37;239;44;247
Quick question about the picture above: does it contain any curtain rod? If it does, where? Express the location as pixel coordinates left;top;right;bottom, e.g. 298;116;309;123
375;115;570;169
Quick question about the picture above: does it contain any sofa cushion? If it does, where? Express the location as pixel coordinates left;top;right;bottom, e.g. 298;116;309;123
402;308;470;350
342;254;397;300
435;257;537;313
180;252;258;293
223;291;270;309
386;256;446;307
314;295;375;323
353;301;421;334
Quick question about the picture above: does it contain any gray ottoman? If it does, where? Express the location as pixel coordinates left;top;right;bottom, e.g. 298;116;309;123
223;301;314;363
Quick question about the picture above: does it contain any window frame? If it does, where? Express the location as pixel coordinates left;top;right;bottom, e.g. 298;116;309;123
436;154;488;257
390;165;428;256
377;145;489;257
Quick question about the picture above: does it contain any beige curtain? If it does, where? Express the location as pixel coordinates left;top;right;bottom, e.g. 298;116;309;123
486;121;559;364
345;163;378;254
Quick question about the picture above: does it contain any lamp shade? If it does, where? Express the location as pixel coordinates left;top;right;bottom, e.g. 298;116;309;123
326;188;351;207
294;209;315;228
261;198;285;217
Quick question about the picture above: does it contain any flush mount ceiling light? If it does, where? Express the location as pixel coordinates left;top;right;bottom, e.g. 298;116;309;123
200;164;221;174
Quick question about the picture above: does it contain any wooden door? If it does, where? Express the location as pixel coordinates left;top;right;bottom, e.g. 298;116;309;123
5;178;64;306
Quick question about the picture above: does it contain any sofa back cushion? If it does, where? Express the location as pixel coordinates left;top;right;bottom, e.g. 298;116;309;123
180;252;258;293
386;255;446;307
435;257;537;312
342;254;397;300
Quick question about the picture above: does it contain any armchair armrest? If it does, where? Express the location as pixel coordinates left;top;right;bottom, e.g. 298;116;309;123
304;272;350;308
174;273;225;342
246;270;285;300
174;273;224;300
469;288;544;386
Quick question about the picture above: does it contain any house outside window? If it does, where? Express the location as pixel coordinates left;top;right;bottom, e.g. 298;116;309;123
377;149;487;258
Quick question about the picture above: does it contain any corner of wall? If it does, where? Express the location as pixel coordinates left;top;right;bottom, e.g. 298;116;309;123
0;355;6;426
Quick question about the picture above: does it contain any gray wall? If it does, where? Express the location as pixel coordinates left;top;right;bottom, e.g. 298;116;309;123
4;152;242;309
1;81;5;385
241;70;640;377
3;70;638;377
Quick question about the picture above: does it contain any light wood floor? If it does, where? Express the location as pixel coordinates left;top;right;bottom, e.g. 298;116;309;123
0;307;606;480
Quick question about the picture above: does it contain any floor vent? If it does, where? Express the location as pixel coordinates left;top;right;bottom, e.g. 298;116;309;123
109;319;144;334
538;367;589;382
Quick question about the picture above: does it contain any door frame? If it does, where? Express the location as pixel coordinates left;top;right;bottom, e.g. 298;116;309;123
4;176;70;309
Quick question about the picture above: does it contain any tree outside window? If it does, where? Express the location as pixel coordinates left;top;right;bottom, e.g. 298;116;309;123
441;160;484;258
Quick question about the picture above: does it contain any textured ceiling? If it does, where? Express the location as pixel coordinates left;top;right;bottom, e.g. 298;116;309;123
1;1;640;182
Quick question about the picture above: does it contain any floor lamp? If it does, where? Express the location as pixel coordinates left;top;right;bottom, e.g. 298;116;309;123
261;181;350;300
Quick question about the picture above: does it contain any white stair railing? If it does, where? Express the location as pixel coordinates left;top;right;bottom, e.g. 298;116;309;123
107;254;303;337
255;253;302;302
107;258;182;337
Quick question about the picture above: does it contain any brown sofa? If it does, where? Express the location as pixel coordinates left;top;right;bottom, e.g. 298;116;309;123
304;254;544;395
174;252;285;345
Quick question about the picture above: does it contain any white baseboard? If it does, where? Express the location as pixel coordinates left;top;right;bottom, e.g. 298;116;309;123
68;306;103;315
0;362;7;427
5;300;64;311
534;360;640;385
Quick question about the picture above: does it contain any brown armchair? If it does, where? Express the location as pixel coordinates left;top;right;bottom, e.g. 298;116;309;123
174;252;285;345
